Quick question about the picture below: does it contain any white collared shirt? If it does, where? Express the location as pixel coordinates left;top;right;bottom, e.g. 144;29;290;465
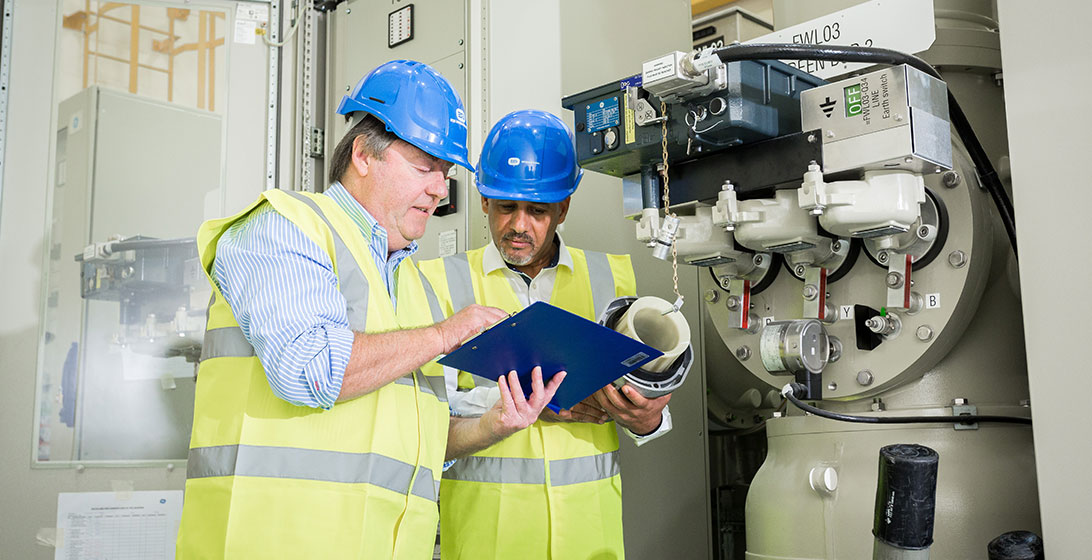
446;235;672;446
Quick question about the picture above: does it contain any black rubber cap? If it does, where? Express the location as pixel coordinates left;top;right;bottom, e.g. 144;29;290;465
873;444;939;549
988;531;1044;560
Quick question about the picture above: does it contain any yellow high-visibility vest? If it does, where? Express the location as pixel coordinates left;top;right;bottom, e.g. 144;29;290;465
176;189;448;559
419;246;636;560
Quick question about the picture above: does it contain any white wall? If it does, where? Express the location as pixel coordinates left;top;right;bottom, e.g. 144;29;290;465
999;1;1092;557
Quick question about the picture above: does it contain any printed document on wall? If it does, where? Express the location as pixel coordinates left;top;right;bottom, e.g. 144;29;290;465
55;491;183;560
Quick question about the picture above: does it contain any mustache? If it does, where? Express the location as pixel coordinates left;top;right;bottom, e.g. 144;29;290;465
502;232;534;245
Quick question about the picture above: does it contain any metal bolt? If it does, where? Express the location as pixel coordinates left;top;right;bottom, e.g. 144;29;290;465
942;170;961;188
894;113;904;122
878;251;889;264
458;63;464;69
918;225;930;238
857;370;874;386
904;156;913;164
916;325;934;341
726;295;741;311
735;346;751;361
722;181;735;191
753;254;764;266
827;382;838;392
871;398;886;412
719;276;732;289
807;133;817;143
794;264;806;277
346;85;351;92
832;241;843;252
826;130;835;139
346;8;351;14
802;284;819;301
458;39;464;45
885;271;904;289
948;250;968;268
704;289;720;304
952;397;968;406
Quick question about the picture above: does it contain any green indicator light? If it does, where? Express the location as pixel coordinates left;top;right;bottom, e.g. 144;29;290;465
844;83;863;117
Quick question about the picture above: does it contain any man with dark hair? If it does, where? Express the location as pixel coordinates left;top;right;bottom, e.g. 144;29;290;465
421;110;675;559
176;61;563;559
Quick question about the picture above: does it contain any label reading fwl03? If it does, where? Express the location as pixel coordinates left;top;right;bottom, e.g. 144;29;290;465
586;97;620;133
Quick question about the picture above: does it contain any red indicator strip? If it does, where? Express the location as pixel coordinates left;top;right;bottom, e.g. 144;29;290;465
903;255;913;309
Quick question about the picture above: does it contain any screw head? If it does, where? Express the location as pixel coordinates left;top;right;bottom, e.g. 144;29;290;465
904;156;914;164
726;295;741;311
878;251;889;264
918;225;930;238
942;170;961;187
704;289;719;304
802;284;819;301
831;241;843;252
807;133;817;143
458;63;464;69
948;250;968;268
753;254;764;266
885;271;904;289
857;370;874;386
916;325;934;341
794;264;806;277
458;39;464;45
735;346;751;361
719;276;732;289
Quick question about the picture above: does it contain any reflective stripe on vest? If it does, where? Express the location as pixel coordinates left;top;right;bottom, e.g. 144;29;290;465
393;370;448;403
285;191;371;332
187;444;440;501
443;252;476;311
201;326;256;360
583;250;615;320
442;451;619;486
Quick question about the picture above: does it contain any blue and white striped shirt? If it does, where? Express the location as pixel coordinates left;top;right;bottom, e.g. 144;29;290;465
211;182;418;410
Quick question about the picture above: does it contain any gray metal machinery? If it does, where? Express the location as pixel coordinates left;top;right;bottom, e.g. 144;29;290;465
562;6;1036;559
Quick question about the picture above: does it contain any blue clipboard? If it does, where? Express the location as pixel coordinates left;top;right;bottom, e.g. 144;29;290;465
437;301;663;411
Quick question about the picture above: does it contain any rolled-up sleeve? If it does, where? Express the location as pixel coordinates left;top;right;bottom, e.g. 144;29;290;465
212;205;353;409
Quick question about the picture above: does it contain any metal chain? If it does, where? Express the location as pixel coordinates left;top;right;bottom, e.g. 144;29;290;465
660;101;682;306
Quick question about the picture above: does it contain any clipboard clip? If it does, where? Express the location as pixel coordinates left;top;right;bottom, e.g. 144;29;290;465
662;295;685;316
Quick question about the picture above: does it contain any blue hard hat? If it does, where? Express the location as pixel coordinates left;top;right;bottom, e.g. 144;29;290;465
337;60;472;170
476;110;583;203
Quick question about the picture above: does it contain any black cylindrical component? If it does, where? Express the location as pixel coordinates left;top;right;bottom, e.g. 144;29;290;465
873;444;939;550
988;531;1044;560
640;165;660;210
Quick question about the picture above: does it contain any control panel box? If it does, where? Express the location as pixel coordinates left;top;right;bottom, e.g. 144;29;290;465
801;64;951;174
563;59;824;179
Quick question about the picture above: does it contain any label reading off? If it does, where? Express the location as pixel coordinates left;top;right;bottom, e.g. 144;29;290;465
844;83;863;117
